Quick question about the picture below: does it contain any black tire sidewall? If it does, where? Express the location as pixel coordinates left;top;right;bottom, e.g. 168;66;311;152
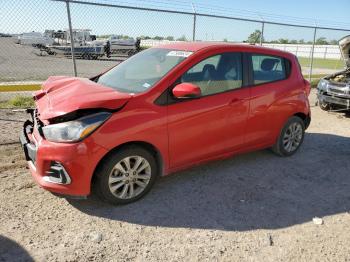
95;146;159;205
277;116;305;157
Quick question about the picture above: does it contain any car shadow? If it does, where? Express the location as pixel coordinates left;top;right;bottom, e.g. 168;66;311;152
68;132;350;231
0;235;34;262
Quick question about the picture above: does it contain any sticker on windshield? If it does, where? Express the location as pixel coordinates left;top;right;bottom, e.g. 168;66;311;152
166;51;193;57
142;83;151;88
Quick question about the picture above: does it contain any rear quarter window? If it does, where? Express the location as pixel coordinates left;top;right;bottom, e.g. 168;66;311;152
251;54;290;85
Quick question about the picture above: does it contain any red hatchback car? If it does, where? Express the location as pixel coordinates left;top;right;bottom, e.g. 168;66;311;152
20;42;311;204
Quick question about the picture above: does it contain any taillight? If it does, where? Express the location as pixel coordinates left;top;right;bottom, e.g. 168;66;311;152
303;79;311;96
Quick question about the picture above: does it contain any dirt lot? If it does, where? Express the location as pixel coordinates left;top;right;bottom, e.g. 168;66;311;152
0;91;350;261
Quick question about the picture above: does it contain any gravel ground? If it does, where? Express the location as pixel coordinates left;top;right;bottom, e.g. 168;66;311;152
0;90;350;262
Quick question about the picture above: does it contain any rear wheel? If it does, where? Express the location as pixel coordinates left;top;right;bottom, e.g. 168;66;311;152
272;116;305;157
94;146;159;205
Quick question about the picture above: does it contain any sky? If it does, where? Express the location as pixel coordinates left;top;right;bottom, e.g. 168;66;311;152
1;0;350;42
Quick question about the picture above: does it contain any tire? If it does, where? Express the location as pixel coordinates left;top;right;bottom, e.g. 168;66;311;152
94;146;159;205
272;116;305;157
319;100;331;111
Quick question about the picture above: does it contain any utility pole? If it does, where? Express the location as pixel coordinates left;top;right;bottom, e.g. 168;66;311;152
65;0;77;77
191;3;196;41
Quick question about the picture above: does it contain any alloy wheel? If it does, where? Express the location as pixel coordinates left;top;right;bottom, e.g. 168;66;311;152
108;156;152;199
282;122;303;153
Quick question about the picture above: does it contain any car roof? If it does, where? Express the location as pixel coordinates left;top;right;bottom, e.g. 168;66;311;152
156;41;293;57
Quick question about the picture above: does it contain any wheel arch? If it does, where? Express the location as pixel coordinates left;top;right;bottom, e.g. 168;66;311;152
293;112;311;129
91;141;164;187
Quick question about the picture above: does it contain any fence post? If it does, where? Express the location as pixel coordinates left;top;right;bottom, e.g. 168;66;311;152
191;3;196;41
308;27;317;81
260;22;264;46
65;0;77;77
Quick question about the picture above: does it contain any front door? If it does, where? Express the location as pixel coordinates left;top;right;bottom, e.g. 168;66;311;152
167;52;250;169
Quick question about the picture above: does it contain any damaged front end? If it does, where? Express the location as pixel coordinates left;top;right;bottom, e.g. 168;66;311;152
317;35;350;111
19;76;131;194
317;70;350;110
19;106;111;197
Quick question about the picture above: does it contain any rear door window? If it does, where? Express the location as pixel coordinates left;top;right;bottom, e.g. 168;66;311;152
251;54;286;85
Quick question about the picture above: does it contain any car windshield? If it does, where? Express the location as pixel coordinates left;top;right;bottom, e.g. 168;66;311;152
97;48;193;93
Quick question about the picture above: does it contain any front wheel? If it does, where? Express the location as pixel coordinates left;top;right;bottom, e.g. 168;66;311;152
272;116;305;157
94;146;159;205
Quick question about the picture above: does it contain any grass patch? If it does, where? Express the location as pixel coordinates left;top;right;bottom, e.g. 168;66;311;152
298;57;345;70
303;73;328;79
302;74;324;88
0;96;34;108
0;77;46;82
310;79;320;88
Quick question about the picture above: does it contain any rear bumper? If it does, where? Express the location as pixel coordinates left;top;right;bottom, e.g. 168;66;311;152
20;119;108;197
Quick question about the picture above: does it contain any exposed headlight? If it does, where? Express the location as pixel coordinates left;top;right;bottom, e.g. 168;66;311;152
42;112;111;143
317;79;328;91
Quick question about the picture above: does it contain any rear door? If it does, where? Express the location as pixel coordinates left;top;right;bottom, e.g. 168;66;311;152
167;52;250;169
245;53;293;146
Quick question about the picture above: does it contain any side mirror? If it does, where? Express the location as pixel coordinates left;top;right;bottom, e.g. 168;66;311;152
172;83;201;99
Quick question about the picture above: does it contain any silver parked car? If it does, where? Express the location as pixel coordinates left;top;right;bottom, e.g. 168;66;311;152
317;35;350;111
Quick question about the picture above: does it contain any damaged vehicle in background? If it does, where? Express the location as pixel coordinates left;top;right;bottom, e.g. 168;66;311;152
317;35;350;111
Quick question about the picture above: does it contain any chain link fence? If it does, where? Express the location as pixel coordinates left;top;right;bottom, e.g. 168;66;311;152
1;0;349;84
0;0;349;113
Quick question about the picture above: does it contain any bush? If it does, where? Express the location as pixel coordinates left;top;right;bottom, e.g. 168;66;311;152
310;79;320;89
5;96;34;108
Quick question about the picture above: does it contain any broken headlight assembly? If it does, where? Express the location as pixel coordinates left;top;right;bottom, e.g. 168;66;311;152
317;79;328;91
42;112;111;143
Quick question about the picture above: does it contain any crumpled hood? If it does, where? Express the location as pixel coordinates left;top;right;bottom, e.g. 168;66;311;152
34;76;132;120
339;35;350;67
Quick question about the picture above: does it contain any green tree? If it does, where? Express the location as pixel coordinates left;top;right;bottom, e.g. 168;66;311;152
298;39;305;44
165;36;174;41
153;36;164;40
139;35;149;40
329;39;338;45
177;35;187;41
278;38;289;44
315;37;328;45
247;30;263;44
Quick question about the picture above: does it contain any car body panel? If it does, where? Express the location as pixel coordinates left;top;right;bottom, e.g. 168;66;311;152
167;87;250;169
246;56;310;146
25;129;108;196
35;76;132;121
